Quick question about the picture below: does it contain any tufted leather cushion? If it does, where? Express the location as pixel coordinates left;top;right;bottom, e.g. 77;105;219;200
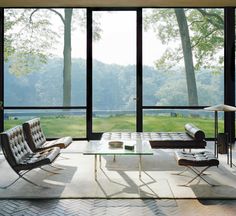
16;147;60;171
23;118;46;152
185;123;205;140
175;151;219;167
1;125;32;167
101;131;206;149
101;132;194;141
23;118;72;152
0;125;60;172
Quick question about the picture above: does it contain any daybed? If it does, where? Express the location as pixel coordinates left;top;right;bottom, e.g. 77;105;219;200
101;123;206;149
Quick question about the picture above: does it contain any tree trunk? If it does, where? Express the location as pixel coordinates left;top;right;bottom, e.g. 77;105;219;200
175;9;198;106
63;8;73;106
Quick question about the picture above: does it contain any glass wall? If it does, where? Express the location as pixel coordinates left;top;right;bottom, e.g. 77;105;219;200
143;8;224;134
143;8;224;106
2;8;231;139
4;8;87;138
92;11;136;132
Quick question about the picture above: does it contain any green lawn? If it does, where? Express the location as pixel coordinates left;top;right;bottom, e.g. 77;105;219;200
4;116;86;138
4;115;224;138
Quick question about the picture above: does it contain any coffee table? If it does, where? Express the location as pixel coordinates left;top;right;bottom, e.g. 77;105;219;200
83;140;153;180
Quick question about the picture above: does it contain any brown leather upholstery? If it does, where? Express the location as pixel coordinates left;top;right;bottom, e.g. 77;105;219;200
101;126;206;149
23;118;72;152
175;151;219;167
0;125;60;172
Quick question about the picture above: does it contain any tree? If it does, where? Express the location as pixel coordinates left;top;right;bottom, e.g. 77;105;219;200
175;9;198;106
4;9;58;76
144;8;224;106
4;9;101;106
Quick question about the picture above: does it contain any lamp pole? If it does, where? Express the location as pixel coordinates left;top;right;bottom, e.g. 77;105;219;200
214;111;218;158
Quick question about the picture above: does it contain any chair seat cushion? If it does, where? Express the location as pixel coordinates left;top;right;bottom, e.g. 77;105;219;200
175;151;219;167
43;136;72;149
15;147;60;171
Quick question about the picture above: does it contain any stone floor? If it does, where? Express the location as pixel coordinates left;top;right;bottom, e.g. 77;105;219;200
0;199;236;216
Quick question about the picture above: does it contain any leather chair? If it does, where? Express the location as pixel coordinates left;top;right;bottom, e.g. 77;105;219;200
0;125;60;188
22;118;72;152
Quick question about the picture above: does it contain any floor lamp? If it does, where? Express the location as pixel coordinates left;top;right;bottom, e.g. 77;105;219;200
204;104;236;167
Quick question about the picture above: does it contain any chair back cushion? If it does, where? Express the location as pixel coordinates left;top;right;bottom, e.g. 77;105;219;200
1;125;32;168
23;118;46;152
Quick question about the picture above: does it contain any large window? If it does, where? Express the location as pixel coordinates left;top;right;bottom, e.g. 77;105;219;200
4;8;87;138
92;11;136;132
2;8;234;140
4;9;86;106
143;9;224;106
143;8;224;134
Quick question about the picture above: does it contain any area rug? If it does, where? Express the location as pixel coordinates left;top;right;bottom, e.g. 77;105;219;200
0;145;236;199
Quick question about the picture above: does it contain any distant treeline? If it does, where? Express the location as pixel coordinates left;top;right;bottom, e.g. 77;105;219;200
4;58;224;110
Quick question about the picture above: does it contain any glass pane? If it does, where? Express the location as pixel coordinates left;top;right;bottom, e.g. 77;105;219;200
4;8;86;106
143;8;224;106
93;111;136;133
92;11;136;132
143;109;223;138
4;109;86;138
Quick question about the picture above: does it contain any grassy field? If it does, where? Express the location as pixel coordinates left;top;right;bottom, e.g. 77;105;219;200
4;115;224;138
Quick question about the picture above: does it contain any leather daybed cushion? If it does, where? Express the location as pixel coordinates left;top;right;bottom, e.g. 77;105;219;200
101;123;206;149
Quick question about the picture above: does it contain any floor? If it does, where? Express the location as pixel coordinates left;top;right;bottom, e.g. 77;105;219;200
0;141;236;216
0;199;236;216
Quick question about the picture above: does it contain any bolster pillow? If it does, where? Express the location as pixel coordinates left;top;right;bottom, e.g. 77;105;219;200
184;123;205;140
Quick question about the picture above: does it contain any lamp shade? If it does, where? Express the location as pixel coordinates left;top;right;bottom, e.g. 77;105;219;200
204;104;236;112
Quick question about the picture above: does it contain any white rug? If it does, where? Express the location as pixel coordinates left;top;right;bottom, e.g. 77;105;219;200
0;144;236;199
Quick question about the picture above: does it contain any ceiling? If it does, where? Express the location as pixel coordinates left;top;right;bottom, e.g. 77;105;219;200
0;0;236;7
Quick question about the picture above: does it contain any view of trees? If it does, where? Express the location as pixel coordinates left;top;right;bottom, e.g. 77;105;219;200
4;58;223;108
3;9;225;126
144;8;224;106
4;9;101;106
4;9;224;108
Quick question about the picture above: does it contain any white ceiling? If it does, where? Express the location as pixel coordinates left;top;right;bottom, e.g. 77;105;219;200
0;0;236;7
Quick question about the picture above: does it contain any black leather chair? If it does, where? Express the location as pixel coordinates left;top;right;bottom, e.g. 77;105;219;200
23;118;72;152
0;125;60;188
